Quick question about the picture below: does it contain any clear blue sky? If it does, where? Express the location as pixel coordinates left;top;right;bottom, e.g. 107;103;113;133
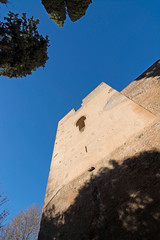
0;0;160;221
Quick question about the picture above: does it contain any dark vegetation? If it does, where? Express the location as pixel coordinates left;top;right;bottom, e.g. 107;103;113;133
0;188;8;230
0;0;93;78
1;204;41;240
0;12;49;78
0;0;8;4
42;0;92;27
39;150;160;240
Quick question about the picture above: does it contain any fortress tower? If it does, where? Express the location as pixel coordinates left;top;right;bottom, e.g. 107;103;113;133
38;60;160;240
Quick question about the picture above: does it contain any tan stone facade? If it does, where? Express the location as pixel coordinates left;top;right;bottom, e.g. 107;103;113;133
38;61;160;240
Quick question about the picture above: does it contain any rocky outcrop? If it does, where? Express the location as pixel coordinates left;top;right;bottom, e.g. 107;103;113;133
42;0;92;27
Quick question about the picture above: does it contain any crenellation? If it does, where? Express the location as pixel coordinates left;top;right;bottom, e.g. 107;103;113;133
38;61;160;240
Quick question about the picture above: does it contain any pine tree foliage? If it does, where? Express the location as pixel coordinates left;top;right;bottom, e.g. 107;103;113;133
42;0;66;27
0;0;8;4
66;0;92;22
0;12;49;78
42;0;92;27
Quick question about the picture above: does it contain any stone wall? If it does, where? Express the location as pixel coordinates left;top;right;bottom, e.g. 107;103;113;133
38;61;160;240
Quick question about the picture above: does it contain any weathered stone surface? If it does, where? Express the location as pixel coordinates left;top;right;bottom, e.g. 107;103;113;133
39;150;160;240
122;59;160;117
38;61;160;240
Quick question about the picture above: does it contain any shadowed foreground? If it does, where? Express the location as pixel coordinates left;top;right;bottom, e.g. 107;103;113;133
39;150;160;240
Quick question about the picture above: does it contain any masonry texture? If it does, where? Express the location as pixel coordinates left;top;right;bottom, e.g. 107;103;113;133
38;60;160;240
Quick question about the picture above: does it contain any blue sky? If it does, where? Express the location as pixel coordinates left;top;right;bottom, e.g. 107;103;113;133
0;0;160;221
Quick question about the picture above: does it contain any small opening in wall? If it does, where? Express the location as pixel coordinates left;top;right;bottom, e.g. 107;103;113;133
54;153;58;158
76;116;86;132
85;146;87;152
88;167;95;172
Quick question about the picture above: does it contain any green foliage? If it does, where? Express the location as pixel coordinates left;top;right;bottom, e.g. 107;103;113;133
42;0;66;27
66;0;92;22
42;0;92;27
0;12;49;78
0;0;8;4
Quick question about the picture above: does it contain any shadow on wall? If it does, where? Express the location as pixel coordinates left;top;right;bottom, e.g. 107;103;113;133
38;150;160;240
136;60;160;81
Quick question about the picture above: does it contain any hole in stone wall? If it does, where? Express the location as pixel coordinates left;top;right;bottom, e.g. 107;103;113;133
88;167;95;172
85;146;88;152
76;116;86;132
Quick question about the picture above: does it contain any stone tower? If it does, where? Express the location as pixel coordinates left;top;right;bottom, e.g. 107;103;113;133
38;60;160;240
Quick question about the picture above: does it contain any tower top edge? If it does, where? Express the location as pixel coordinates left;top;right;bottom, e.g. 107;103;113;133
59;82;114;125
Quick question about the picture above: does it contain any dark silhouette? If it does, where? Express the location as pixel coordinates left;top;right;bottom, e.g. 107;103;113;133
136;60;160;81
0;0;8;4
0;187;8;230
0;12;49;78
41;0;92;27
39;150;160;240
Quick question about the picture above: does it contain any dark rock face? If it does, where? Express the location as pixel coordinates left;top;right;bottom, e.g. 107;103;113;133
42;0;92;27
